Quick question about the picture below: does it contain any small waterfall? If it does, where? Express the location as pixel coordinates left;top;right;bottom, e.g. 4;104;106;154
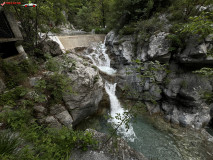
86;43;116;75
87;40;136;142
105;82;136;142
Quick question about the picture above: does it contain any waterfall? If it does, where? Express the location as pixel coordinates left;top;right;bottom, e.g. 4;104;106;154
87;41;136;142
105;82;136;142
86;43;116;75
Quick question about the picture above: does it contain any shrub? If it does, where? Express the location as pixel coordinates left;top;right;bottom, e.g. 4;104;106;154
45;57;60;72
34;73;72;104
136;16;164;42
0;86;28;107
0;60;38;89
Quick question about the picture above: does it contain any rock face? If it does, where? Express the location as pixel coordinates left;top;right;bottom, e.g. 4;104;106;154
62;53;104;126
33;50;105;127
70;129;147;160
105;31;213;129
178;34;213;65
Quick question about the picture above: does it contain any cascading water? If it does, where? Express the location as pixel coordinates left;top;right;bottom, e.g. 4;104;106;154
79;39;213;160
86;42;116;75
105;82;136;142
86;41;136;142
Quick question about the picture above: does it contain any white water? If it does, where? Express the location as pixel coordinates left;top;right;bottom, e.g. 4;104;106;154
86;42;116;75
87;41;136;142
105;82;136;142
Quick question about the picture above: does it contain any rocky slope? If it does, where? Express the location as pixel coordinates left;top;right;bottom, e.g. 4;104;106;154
105;30;213;130
32;48;106;127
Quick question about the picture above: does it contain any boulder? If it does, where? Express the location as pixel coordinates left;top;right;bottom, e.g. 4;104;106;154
147;32;170;60
60;53;104;126
39;40;63;57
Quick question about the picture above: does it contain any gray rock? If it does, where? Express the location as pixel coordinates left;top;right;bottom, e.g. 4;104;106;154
45;116;62;128
149;84;162;100
29;77;42;87
210;104;213;118
40;40;63;57
50;104;66;115
161;103;175;114
61;53;104;126
147;32;170;60
33;105;46;114
55;111;73;127
170;108;179;125
178;36;213;64
163;78;182;98
0;78;6;93
145;102;160;114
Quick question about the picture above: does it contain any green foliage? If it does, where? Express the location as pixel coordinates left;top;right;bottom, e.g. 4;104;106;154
34;73;72;104
166;33;184;53
193;67;213;77
75;0;112;31
201;91;213;104
0;131;22;158
0;60;38;89
94;27;109;34
137;16;164;41
119;24;136;35
134;60;169;83
168;0;212;22
0;108;32;130
0;86;28;107
0;108;97;159
180;11;213;38
46;58;60;72
93;74;99;84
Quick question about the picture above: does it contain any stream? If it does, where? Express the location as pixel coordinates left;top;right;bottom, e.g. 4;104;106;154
79;41;213;160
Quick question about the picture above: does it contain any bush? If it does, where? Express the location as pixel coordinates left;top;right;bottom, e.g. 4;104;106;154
0;60;38;89
119;24;136;35
0;86;28;107
34;73;72;104
136;16;164;42
45;58;60;72
0;107;97;159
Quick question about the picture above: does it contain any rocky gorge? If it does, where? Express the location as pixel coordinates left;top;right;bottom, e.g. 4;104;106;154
105;30;213;131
